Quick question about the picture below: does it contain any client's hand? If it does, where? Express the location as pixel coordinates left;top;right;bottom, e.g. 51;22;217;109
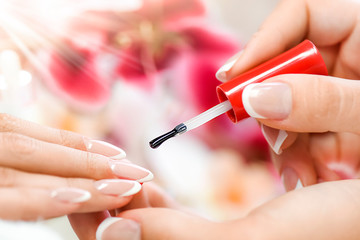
0;113;153;220
76;180;360;240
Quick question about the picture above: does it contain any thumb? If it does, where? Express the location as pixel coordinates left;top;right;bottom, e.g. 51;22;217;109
215;0;307;82
96;208;226;240
242;74;360;133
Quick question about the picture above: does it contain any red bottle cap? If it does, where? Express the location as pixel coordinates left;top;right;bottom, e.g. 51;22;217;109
216;40;328;123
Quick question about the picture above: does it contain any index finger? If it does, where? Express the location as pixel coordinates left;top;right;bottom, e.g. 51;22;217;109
227;0;359;80
0;113;126;159
227;0;308;79
0;114;85;149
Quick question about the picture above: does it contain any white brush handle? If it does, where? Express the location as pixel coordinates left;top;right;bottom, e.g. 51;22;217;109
184;100;232;131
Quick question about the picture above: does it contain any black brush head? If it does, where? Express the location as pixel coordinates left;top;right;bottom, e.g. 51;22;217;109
149;123;187;149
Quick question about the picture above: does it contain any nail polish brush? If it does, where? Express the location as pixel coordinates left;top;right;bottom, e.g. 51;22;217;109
149;40;328;149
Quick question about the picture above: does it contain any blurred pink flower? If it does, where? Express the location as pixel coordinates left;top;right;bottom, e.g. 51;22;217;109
40;0;268;160
41;15;115;111
114;0;207;87
42;0;207;110
47;41;113;111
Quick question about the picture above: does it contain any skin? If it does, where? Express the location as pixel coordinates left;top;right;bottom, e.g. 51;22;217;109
70;0;360;239
0;113;136;220
72;180;360;240
225;0;360;187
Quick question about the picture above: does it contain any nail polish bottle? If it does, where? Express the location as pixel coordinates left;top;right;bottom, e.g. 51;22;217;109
216;40;328;123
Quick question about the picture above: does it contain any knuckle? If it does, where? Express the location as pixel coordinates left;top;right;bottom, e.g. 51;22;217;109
57;129;85;150
0;113;18;132
304;77;341;126
56;129;86;150
82;151;100;178
0;132;38;156
0;167;16;187
81;152;112;179
57;129;74;147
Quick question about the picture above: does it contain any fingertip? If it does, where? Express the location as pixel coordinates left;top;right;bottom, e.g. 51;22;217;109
279;161;317;191
84;139;127;160
227;47;255;80
295;179;304;190
215;51;243;82
281;167;300;191
227;0;308;80
260;124;288;155
96;217;141;240
272;134;318;191
96;217;122;240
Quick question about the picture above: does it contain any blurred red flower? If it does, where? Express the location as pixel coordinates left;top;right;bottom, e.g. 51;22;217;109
42;0;207;110
47;41;113;111
42;0;267;159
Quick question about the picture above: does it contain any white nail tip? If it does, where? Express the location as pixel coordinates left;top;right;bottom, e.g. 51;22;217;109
242;83;266;119
215;69;226;82
91;140;127;159
111;152;127;160
72;191;91;203
96;217;123;240
261;125;287;155
215;51;243;82
273;130;288;155
121;182;142;197
109;162;154;182
137;171;154;183
215;59;236;81
327;162;355;177
295;179;303;190
83;137;93;150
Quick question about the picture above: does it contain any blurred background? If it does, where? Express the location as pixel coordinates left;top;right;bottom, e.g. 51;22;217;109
0;0;282;238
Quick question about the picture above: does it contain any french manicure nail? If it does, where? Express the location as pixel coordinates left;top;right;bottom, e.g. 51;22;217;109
281;167;301;192
51;187;91;203
94;179;142;197
326;162;356;179
109;161;154;183
295;179;303;190
242;82;292;119
215;51;243;82
84;138;126;160
96;217;141;240
261;124;287;154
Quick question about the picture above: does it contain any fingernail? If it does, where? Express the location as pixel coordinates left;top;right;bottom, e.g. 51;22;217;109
96;217;141;240
281;168;301;192
261;124;287;154
295;179;303;190
51;187;91;203
84;138;126;160
109;161;154;183
326;162;357;179
215;51;243;82
94;179;142;197
242;82;292;119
